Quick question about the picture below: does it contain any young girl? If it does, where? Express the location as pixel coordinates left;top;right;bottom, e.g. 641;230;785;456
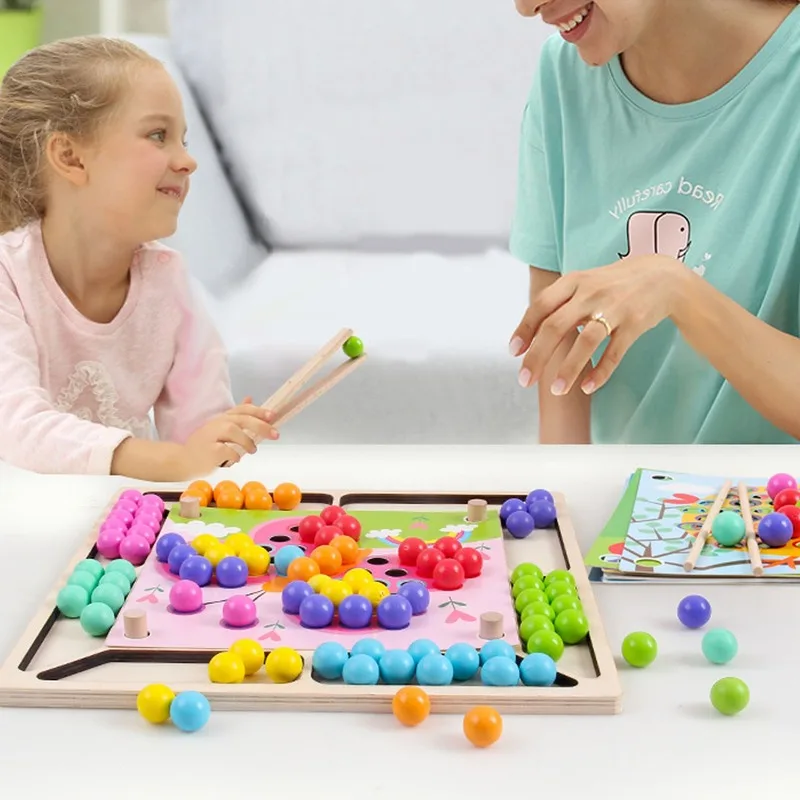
0;37;277;479
508;0;800;445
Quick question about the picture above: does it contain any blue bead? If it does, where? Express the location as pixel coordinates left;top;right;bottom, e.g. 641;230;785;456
379;649;416;684
416;653;454;685
500;498;526;522
407;638;440;665
526;489;554;505
215;556;248;588
298;594;334;628
274;545;305;576
167;543;196;575
338;594;373;628
527;500;557;528
342;653;380;685
397;580;430;615
351;638;385;662
481;656;520;686
312;641;350;680
169;691;210;732
479;639;516;664
178;555;213;586
506;510;535;539
281;580;314;614
676;594;712;629
445;642;480;680
519;653;557;686
156;532;185;563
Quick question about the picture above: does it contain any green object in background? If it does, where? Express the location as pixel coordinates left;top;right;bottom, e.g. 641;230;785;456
0;4;43;79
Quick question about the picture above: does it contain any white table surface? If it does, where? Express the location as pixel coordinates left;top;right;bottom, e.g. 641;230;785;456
0;444;796;798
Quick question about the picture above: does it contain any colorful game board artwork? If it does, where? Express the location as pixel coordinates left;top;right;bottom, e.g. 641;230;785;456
104;507;521;651
614;469;800;578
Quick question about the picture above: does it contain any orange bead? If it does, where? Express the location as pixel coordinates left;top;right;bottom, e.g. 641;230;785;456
462;706;503;748
187;480;213;505
273;482;302;510
181;488;208;507
286;556;320;582
242;481;267;495
309;545;343;576
216;488;244;509
330;534;358;565
244;488;273;510
392;687;430;727
213;480;239;503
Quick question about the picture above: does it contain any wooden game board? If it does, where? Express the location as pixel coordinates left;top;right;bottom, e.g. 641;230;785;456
0;488;622;715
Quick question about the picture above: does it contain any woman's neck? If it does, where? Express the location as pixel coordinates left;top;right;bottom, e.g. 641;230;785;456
40;207;137;324
621;0;795;104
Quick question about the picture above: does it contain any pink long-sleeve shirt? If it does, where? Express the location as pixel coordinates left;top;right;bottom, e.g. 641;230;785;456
0;221;234;475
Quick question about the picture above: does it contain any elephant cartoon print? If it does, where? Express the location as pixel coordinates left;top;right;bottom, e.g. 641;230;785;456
619;211;691;262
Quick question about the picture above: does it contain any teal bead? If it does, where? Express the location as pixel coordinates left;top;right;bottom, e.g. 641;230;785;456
105;559;137;583
56;585;90;618
73;559;105;579
712;511;745;547
67;571;97;593
702;628;738;665
91;583;125;614
99;571;131;596
80;602;116;636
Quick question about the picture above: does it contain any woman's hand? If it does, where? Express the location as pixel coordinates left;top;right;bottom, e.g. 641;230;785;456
509;254;684;395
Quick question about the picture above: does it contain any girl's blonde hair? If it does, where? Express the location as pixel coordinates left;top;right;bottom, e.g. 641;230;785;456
0;36;159;233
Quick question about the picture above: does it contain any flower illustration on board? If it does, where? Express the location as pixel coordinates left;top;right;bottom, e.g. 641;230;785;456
439;597;476;624
259;620;286;642
137;585;164;604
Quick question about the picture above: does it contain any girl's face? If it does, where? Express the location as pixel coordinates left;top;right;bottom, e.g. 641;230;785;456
515;0;657;66
80;64;197;245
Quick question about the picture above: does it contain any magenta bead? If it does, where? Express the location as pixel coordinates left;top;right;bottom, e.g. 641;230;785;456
222;595;257;627
134;511;162;531
118;533;151;566
128;523;156;545
99;520;127;538
107;509;133;528
767;473;797;501
114;499;138;515
169;579;203;613
140;494;165;513
119;489;143;505
96;528;125;559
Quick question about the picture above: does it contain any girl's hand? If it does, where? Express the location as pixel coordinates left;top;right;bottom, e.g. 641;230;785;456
509;254;684;395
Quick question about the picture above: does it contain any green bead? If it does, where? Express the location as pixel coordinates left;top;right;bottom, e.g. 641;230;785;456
550;593;582;617
554;608;589;645
73;559;105;579
702;628;738;665
56;585;90;618
512;574;544;597
621;632;658;668
544;569;576;587
523;600;555;622
79;602;116;636
712;511;745;547
105;559;137;583
526;629;565;661
515;588;548;614
99;572;132;596
510;563;543;584
545;580;577;603
91;583;125;614
519;614;554;642
67;571;97;593
710;677;749;715
342;336;364;358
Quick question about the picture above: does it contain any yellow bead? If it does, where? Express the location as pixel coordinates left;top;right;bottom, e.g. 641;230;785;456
191;533;219;556
229;638;265;675
205;544;235;567
225;532;255;556
360;581;390;607
343;568;373;592
308;573;333;593
208;651;245;683
240;545;270;576
321;579;353;607
265;647;304;683
136;683;175;724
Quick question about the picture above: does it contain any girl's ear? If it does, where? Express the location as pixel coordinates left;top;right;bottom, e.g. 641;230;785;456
44;133;88;186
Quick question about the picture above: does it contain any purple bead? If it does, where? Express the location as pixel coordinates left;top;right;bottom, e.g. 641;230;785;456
179;555;213;586
167;543;196;575
281;580;314;614
506;510;535;539
397;580;430;615
526;488;554;505
528;499;557;528
299;594;335;628
376;594;412;630
676;594;712;629
500;498;526;522
155;532;185;562
119;489;143;505
338;594;373;628
216;556;248;588
114;498;139;515
758;512;793;548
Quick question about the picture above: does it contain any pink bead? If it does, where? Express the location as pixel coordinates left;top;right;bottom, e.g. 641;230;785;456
222;595;257;628
128;523;156;545
767;473;797;501
118;533;151;566
140;494;165;513
114;498;138;515
107;509;133;528
169;579;203;613
120;489;143;505
99;520;127;538
96;528;125;559
133;513;162;533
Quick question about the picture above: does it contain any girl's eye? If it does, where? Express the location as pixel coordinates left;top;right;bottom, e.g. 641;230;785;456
149;129;166;142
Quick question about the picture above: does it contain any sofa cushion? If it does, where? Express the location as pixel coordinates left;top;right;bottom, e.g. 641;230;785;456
168;0;550;249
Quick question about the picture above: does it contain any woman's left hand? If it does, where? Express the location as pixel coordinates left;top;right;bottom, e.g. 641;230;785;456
509;254;685;395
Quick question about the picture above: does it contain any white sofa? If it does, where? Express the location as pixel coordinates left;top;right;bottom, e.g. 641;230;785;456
130;1;553;444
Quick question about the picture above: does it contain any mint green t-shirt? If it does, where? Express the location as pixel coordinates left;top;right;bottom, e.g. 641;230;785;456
509;8;800;444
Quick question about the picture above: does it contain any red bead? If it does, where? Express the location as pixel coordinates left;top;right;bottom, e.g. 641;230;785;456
333;513;361;541
433;536;462;558
298;515;324;544
314;525;341;548
397;537;427;566
432;558;465;591
320;505;346;525
779;504;800;537
774;488;800;511
415;547;445;578
454;546;483;578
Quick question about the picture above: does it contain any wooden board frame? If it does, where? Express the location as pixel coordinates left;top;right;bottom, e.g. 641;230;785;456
0;487;623;715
